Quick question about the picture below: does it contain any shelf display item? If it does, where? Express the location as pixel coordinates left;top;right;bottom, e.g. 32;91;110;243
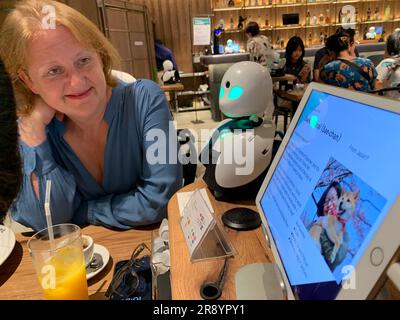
238;15;246;29
374;8;379;21
384;5;391;21
324;9;330;24
312;15;318;25
367;7;371;21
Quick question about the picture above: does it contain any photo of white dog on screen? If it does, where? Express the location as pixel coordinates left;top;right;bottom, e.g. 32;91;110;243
300;158;386;278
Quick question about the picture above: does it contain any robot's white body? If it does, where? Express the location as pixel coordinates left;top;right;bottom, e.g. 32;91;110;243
211;119;275;188
200;61;276;198
161;60;179;84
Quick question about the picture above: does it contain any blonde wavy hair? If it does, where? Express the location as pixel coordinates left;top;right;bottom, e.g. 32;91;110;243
0;0;120;116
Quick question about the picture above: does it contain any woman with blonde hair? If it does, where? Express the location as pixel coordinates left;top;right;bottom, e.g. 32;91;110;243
0;0;182;231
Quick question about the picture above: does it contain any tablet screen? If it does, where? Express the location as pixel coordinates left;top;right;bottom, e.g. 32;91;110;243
259;89;400;299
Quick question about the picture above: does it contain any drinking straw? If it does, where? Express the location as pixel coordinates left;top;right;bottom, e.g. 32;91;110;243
44;179;55;252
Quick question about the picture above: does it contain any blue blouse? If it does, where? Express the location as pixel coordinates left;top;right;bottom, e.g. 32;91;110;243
12;80;182;231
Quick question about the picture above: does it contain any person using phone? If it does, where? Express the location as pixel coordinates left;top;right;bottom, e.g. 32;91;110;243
284;36;311;84
0;0;182;231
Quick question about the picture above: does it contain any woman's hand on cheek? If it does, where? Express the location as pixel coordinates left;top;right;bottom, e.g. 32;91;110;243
19;96;57;147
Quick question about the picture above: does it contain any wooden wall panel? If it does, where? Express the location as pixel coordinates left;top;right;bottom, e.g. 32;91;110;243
0;0;213;73
128;0;212;73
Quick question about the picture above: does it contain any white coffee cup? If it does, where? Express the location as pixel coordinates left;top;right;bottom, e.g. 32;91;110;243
82;235;94;267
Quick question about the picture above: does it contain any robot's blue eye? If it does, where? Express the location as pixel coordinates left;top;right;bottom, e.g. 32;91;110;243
219;87;224;99
228;86;243;100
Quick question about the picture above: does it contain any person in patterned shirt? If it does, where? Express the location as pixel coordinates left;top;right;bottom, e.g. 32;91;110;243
376;30;400;100
245;21;279;69
320;34;377;92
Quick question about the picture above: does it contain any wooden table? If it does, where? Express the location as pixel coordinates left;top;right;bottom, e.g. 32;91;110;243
168;180;274;300
274;85;308;104
160;83;184;113
271;74;297;83
0;225;155;300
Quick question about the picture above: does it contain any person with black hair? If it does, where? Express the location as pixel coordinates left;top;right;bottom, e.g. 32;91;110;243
313;27;359;83
284;36;311;84
245;21;278;68
320;33;377;92
0;59;22;223
310;182;349;271
376;29;400;99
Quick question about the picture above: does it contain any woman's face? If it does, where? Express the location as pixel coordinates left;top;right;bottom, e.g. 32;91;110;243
20;26;107;120
323;187;339;215
291;46;303;62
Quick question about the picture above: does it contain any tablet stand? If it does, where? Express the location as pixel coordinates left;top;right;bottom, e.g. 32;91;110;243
235;262;288;300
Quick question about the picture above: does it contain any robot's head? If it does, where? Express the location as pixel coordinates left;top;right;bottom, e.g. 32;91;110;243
219;61;274;118
162;60;174;71
227;39;233;47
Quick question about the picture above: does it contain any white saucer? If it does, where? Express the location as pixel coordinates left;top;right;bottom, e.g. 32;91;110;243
86;243;110;280
0;225;16;266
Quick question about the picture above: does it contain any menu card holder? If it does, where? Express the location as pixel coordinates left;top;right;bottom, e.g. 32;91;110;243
180;189;236;262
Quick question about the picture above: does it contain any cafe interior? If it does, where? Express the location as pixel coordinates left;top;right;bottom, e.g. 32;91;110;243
1;0;400;301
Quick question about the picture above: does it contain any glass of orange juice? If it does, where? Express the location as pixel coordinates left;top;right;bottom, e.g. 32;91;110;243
27;223;88;300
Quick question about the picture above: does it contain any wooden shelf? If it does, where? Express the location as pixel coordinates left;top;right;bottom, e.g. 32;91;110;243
275;24;304;30
305;2;333;6
305;23;334;28
243;5;273;10
260;27;274;31
333;0;360;3
275;3;303;8
212;0;399;52
361;20;392;25
213;7;243;12
224;29;246;33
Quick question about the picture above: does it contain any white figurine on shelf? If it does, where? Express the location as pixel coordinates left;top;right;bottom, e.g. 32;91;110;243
366;26;377;40
225;39;234;54
161;60;180;84
200;61;276;200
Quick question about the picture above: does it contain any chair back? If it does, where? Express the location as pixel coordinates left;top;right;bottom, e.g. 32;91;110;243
112;70;136;83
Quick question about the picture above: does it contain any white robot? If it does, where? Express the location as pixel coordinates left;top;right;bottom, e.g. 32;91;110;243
161;60;180;84
200;61;276;200
366;26;377;40
225;39;234;54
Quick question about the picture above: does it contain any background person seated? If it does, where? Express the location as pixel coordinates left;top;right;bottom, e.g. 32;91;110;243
313;27;359;83
376;29;400;99
320;34;377;92
284;36;311;84
155;38;179;75
245;21;279;69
